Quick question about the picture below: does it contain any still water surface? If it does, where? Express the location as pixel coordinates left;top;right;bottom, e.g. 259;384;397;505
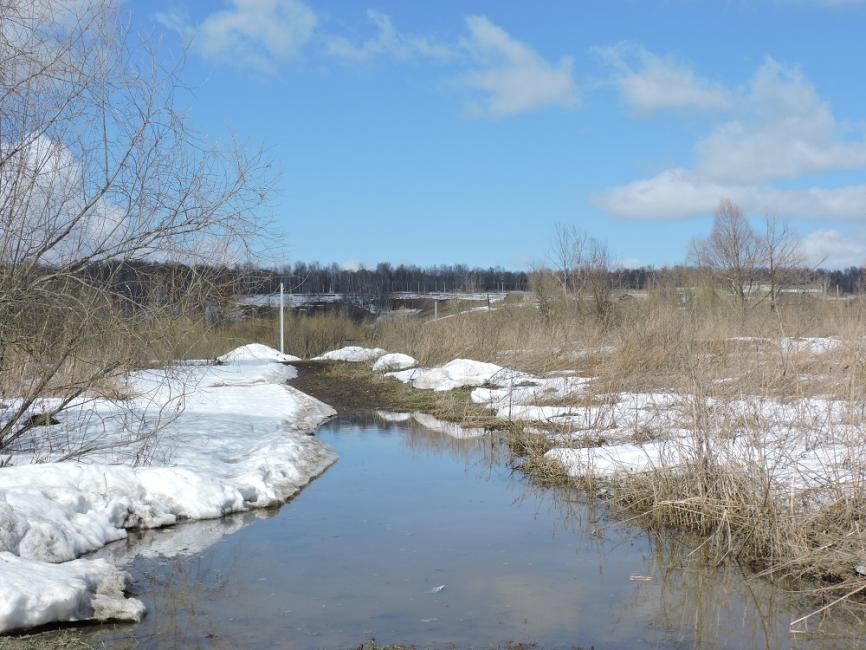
89;414;865;649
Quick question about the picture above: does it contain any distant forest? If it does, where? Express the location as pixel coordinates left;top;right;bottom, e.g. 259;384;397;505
68;261;866;308
242;262;866;295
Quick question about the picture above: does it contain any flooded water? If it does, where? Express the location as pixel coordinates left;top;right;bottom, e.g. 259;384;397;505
86;415;865;649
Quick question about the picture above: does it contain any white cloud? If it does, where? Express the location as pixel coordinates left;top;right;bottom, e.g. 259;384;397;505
800;229;866;268
594;168;866;221
159;0;317;73
324;13;577;117
595;43;732;113
339;257;365;271
695;60;866;183
461;15;578;117
593;168;733;219
324;10;454;62
163;7;575;117
0;133;133;265
596;58;866;220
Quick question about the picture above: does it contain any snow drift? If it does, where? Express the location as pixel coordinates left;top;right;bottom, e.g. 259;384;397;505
388;359;532;392
313;346;386;362
0;344;336;634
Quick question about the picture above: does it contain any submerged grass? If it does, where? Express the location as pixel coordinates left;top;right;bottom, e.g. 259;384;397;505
350;641;552;650
174;289;866;626
367;291;866;624
0;632;95;649
288;360;506;431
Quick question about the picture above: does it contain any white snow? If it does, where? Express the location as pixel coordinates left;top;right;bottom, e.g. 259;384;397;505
388;359;532;392
1;552;145;632
217;342;301;364
542;393;866;497
0;343;336;634
313;346;387;362
780;337;842;355
727;336;843;355
545;441;685;478
429;305;495;322
372;353;417;372
471;376;589;410
377;352;866;507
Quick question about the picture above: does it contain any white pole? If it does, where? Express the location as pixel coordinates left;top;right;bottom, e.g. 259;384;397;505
279;282;285;355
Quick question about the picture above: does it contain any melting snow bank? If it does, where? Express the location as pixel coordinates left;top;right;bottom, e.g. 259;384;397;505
352;348;866;500
0;344;336;634
1;553;146;630
388;359;533;391
313;346;386;362
372;353;417;372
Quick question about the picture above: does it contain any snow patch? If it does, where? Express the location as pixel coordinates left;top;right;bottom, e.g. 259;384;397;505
471;376;589;410
0;552;145;633
0;344;336;633
372;353;417;372
388;359;532;392
217;342;300;364
313;346;387;362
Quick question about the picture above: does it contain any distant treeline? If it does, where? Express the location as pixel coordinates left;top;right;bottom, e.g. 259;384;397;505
242;262;866;296
242;263;530;295
50;260;866;305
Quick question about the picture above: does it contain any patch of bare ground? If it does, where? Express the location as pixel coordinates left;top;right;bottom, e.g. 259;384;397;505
287;361;508;431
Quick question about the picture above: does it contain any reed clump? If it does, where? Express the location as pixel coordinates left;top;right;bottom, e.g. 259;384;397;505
368;289;866;610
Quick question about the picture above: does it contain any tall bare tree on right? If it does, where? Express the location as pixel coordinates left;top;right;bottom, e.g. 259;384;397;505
691;199;762;311
762;215;803;311
691;199;803;313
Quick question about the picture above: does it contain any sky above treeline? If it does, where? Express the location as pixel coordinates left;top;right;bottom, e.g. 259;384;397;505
141;0;866;270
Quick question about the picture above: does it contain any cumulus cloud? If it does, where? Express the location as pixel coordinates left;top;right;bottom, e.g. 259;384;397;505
694;60;866;183
158;0;317;73
460;15;578;117
800;229;866;268
594;169;866;220
162;7;576;117
595;43;732;113
324;10;454;62
324;13;578;116
596;57;866;220
339;257;365;271
0;133;133;265
593;169;728;219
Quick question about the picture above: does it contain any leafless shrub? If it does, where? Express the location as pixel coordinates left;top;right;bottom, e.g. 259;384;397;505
0;0;271;458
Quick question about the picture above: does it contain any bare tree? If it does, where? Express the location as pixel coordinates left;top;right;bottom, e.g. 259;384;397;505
552;223;588;304
761;215;803;311
528;264;559;324
0;0;271;458
586;237;613;322
691;199;761;311
549;225;613;322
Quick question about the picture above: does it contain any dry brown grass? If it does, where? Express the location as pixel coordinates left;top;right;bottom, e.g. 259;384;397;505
153;311;372;362
365;290;866;622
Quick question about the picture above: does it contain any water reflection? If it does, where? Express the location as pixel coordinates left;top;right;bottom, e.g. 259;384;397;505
79;415;866;649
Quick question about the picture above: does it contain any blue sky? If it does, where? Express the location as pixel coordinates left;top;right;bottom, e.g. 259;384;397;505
143;0;866;270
